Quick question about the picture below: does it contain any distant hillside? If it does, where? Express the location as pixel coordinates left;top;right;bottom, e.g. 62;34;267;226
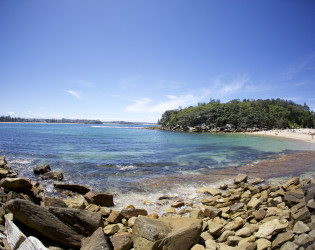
158;98;315;132
0;116;103;124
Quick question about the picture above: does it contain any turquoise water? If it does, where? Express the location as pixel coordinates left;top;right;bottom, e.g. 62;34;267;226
0;123;314;196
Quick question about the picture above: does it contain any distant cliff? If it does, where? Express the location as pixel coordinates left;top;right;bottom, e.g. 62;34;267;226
158;98;315;132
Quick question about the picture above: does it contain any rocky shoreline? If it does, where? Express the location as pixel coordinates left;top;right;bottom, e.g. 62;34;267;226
0;156;314;249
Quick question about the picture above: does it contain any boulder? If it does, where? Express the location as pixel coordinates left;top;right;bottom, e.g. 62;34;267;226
133;216;202;250
81;227;111;250
5;199;102;248
255;219;289;239
120;209;148;219
84;192;114;207
234;174;248;184
110;232;133;250
54;183;91;194
42;171;63;181
0;178;33;192
33;165;51;175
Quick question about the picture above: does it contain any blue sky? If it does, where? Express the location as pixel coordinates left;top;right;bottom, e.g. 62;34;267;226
1;0;315;122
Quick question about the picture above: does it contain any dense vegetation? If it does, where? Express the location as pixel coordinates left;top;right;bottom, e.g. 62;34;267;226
158;99;315;131
0;116;103;124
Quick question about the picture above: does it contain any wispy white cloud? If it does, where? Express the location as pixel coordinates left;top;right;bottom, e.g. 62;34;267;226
126;94;205;114
65;90;82;100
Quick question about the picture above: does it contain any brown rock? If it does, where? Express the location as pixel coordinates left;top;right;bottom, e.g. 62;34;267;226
253;208;266;221
282;177;299;191
204;206;222;219
110;232;133;250
107;211;125;224
5;199;102;248
0;156;7;167
33;164;51;175
291;202;311;223
43;197;67;208
121;209;148;219
81;227;111;250
271;231;294;249
0;169;8;179
171;201;185;208
84;192;114;207
0;178;33;193
42;171;63;181
208;220;224;236
189;209;205;219
54;183;91;194
133;216;202;250
234;174;248;184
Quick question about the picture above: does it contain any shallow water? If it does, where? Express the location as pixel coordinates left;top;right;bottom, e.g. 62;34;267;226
0;123;314;213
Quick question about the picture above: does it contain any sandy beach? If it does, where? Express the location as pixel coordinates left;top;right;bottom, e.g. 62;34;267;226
248;128;315;144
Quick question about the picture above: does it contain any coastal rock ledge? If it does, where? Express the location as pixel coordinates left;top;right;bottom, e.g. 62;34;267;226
0;155;315;249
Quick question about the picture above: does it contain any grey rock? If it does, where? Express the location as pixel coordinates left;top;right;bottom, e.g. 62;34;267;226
81;227;111;250
280;241;299;250
293;221;310;234
297;233;315;246
5;199;102;248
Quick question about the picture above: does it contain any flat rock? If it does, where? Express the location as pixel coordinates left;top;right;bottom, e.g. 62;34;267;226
0;178;33;192
218;230;235;243
282;177;299;190
110;232;132;250
54;183;91;194
284;189;305;206
42;171;63;181
234;174;248;184
5;199;102;248
43;197;67;208
255;219;289;239
81;227;110;250
33;165;51;175
271;231;294;249
230;202;245;212
84;192;114;207
197;188;221;196
121;208;148;218
279;241;298;250
293;220;310;234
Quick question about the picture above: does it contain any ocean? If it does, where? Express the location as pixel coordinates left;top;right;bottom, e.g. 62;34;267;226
0;123;314;212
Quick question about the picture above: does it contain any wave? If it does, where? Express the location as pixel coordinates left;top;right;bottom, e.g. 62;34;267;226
116;165;137;171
